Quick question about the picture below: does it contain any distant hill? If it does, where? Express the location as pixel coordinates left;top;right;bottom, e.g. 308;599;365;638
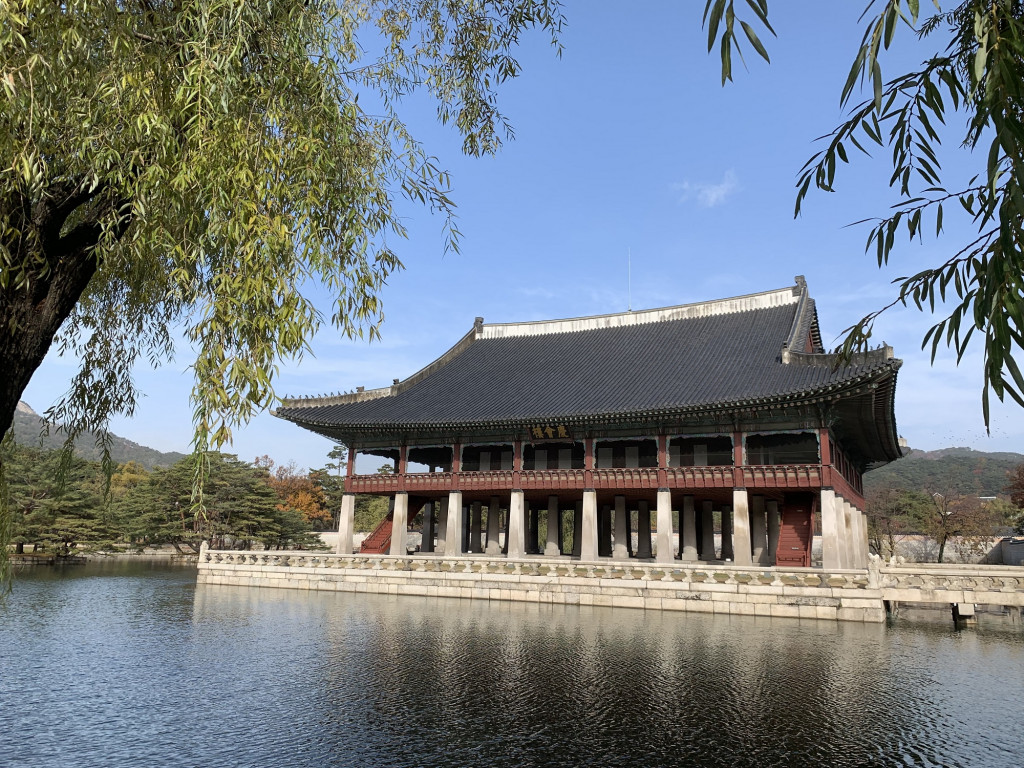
12;402;185;470
865;446;1023;497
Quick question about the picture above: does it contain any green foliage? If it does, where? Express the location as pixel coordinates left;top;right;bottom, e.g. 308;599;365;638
0;0;562;589
705;0;1024;426
865;446;1024;496
0;0;563;449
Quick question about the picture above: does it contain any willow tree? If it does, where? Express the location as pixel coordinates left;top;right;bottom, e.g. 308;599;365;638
0;0;563;584
706;0;1024;424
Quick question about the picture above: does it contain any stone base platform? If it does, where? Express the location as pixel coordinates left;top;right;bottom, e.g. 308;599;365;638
197;549;887;623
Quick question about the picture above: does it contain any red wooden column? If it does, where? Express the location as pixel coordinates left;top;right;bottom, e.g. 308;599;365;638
513;439;522;489
451;442;461;490
657;434;668;487
584;438;594;488
398;445;408;491
732;431;745;487
818;428;832;487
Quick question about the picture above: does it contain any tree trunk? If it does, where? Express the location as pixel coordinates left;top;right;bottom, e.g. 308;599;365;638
1;184;128;437
937;534;947;563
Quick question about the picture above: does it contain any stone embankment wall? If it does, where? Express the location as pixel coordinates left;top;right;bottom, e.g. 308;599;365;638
197;549;887;622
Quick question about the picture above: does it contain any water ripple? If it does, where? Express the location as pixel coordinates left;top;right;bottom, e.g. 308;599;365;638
1;562;1022;768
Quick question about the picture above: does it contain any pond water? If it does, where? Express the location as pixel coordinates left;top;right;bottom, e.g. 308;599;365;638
1;560;1022;768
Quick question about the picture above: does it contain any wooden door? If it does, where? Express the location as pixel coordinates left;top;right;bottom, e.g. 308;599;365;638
775;494;814;568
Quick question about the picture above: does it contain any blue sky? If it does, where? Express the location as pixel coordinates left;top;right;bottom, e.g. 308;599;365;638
22;2;1024;471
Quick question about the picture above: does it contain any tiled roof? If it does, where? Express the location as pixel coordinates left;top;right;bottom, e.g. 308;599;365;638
275;279;900;439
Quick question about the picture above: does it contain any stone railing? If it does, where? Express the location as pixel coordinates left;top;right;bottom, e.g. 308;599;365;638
879;565;1024;604
198;548;873;590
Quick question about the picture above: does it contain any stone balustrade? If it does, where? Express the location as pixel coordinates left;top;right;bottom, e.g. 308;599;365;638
197;547;887;622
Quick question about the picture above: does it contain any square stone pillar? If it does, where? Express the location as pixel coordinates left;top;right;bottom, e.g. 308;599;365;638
436;496;449;553
848;504;864;568
337;493;355;555
486;495;502;555
469;501;483;553
507;490;526;559
444;491;463;556
766;499;780;566
545;495;561;556
580;490;599;561
422;501;435;553
681;495;698;562
612;495;629;560
720;504;734;561
636;500;652;559
731;488;752;565
656;489;674;563
700;500;715;561
389;492;409;556
820;488;842;570
751;494;768;566
859;509;870;566
841;500;855;570
598;504;613;557
572;499;584;558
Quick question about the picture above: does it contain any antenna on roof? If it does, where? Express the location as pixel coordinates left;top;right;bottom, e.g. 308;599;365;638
627;248;632;312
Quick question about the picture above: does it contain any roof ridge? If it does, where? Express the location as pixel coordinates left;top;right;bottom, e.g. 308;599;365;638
479;282;801;340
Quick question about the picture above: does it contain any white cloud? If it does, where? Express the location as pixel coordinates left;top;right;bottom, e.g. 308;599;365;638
672;170;740;207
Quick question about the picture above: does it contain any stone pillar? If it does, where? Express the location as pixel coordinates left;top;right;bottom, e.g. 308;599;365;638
598;504;613;557
486;495;502;555
469;502;483;553
572;499;583;558
731;489;752;566
444;491;463;556
656;489;674;563
636;500;652;559
844;500;857;569
700;500;715;561
507;490;526;559
720;504;734;561
751;494;768;566
437;496;449;553
612;495;629;559
580;490;599;561
848;503;863;569
527;503;540;554
545;495;560;556
337;493;355;555
820;488;841;570
389;492;409;556
462;505;471;553
422;501;435;553
681;495;698;562
859;508;870;567
766;499;780;566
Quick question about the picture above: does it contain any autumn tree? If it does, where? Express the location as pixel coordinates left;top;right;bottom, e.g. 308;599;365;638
706;1;1024;424
256;456;332;530
865;485;929;559
1006;463;1024;534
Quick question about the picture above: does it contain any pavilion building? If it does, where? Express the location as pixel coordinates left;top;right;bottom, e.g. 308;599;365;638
275;277;901;571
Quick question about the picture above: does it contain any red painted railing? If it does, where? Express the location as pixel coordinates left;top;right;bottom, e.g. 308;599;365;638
346;464;849;496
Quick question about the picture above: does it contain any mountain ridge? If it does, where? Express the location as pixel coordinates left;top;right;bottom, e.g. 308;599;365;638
12;401;186;470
